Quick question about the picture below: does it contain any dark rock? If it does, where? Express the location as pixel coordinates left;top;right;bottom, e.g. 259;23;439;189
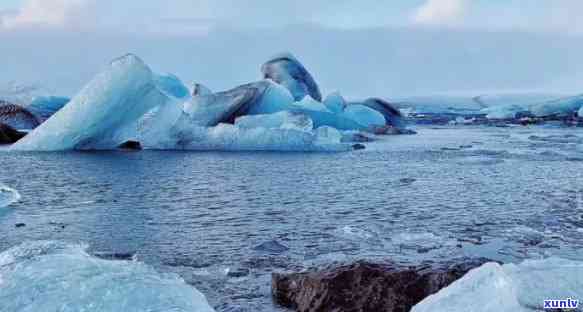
0;123;27;144
93;252;136;261
352;143;366;150
15;223;26;228
118;140;142;150
254;240;289;254
0;101;41;129
272;258;492;312
227;267;250;278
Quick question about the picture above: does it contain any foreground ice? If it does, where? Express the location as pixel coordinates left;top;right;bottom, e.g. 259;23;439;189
11;54;176;151
412;257;583;312
0;241;215;312
0;184;20;208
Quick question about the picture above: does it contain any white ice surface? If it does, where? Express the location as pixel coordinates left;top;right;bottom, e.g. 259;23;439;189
0;184;20;209
11;54;174;151
412;257;583;312
0;241;215;312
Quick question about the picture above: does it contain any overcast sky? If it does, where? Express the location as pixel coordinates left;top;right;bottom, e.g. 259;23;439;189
1;0;583;97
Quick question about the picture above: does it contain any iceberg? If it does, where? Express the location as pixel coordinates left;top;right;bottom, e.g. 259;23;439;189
480;104;529;120
11;54;175;151
184;80;294;127
261;52;322;102
0;241;215;312
530;95;583;117
26;96;70;122
0;184;20;208
355;98;405;128
412;257;583;312
579;106;583;118
342;104;386;129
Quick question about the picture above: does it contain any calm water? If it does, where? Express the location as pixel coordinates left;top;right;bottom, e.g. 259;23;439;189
1;125;583;311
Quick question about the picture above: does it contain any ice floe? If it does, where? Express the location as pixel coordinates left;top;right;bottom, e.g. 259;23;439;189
413;257;583;312
0;241;215;312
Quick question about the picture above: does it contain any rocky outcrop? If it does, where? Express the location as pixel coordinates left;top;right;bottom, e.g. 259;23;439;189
272;258;492;312
0;123;26;144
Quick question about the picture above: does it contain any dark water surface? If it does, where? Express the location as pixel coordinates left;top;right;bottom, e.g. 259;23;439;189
1;125;583;311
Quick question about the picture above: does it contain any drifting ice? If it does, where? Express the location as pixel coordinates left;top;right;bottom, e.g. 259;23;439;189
412;257;583;312
0;184;20;208
0;241;215;312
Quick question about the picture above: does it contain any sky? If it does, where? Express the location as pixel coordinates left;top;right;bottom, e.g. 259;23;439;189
1;0;583;97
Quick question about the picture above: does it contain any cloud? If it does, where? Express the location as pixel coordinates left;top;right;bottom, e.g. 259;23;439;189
412;0;467;26
0;0;94;30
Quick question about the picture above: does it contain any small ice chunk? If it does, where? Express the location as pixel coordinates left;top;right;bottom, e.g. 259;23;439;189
0;241;215;312
413;257;583;312
0;184;20;208
480;104;528;120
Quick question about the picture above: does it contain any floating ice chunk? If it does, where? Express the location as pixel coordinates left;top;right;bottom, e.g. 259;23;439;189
0;184;20;208
12;54;174;151
578;106;583;118
323;91;346;114
154;73;190;99
413;257;583;312
530;95;583;117
261;52;322;101
0;241;215;312
235;111;313;132
480;104;529;119
343;105;385;128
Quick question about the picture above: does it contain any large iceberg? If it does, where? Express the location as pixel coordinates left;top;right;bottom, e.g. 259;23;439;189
0;241;215;312
530;95;583;117
261;52;322;102
11;54;176;151
412;257;583;312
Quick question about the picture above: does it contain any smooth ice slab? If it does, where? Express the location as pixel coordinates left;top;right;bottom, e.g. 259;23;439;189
0;184;20;208
412;257;583;312
0;241;215;312
11;54;174;151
